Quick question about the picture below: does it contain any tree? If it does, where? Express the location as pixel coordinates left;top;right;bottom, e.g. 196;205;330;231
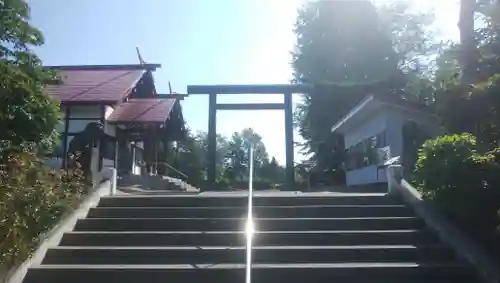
258;157;284;185
459;0;478;84
225;133;247;181
0;0;60;152
169;129;205;187
239;128;269;167
292;0;439;174
377;0;440;73
293;0;399;85
293;0;393;172
169;127;283;189
432;0;500;150
224;128;269;181
435;45;462;84
378;0;444;105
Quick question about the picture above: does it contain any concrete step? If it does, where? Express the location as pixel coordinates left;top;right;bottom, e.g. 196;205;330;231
87;204;414;219
42;245;457;265
74;217;424;232
97;194;402;208
58;230;438;247
23;263;479;283
21;192;481;283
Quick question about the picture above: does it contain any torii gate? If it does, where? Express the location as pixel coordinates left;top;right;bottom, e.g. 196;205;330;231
187;84;313;191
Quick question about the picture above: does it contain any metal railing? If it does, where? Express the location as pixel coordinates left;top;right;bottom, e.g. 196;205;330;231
245;144;255;283
155;161;188;180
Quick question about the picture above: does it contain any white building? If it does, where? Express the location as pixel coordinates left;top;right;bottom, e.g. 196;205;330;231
331;94;442;187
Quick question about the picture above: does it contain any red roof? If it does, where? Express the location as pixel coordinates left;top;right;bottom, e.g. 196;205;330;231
107;98;177;124
46;66;146;103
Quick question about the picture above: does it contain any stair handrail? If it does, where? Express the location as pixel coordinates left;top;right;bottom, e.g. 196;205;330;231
155;161;188;180
245;144;255;283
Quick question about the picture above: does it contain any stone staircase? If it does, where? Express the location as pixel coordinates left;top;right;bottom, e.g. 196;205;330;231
163;175;199;192
22;193;481;283
117;175;199;194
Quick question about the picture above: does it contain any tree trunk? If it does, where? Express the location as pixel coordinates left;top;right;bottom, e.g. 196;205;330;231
459;0;477;85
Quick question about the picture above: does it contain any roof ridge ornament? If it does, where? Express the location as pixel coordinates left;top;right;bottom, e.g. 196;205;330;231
136;47;146;66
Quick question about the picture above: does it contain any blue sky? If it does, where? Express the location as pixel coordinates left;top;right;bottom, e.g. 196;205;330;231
28;0;459;164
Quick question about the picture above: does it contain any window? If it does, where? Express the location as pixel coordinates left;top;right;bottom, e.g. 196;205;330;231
376;130;387;147
345;130;388;171
354;143;364;169
367;137;378;165
345;148;353;171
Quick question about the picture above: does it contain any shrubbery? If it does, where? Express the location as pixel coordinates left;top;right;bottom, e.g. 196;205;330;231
0;142;87;271
413;133;500;255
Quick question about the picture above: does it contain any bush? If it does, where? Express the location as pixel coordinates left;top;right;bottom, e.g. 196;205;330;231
413;133;500;251
415;133;484;198
0;142;86;270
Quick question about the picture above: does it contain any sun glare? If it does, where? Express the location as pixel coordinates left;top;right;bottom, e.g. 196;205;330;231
245;219;255;238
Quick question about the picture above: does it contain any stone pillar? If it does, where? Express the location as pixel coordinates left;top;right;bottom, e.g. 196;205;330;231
284;92;295;190
386;164;403;195
207;93;217;191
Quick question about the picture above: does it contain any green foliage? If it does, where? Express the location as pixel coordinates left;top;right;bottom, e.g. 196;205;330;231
413;134;500;244
435;74;500;150
293;0;399;84
257;157;284;184
415;133;483;198
435;45;462;84
224;128;270;182
292;0;440;173
377;0;441;72
432;0;500;149
0;0;82;270
169;127;285;189
410;0;500;257
168;130;206;187
429;0;500;152
0;0;61;152
0;142;86;270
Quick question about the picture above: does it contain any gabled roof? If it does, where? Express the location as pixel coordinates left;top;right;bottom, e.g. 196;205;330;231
107;98;177;124
49;64;160;71
45;64;160;104
330;93;438;134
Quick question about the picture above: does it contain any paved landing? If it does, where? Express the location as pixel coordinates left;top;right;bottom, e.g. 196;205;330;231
189;190;387;197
